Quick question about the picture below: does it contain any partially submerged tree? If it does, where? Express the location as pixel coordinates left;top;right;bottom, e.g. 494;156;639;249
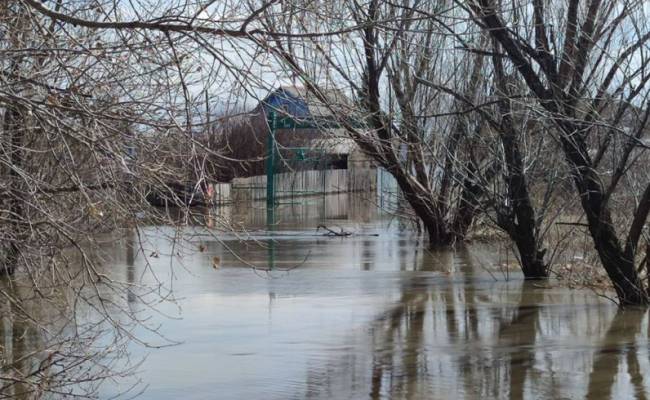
466;0;650;304
415;33;560;279
256;0;562;280
260;0;497;248
486;39;553;278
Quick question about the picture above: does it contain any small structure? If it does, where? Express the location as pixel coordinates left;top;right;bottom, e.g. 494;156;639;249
210;87;367;175
208;86;376;204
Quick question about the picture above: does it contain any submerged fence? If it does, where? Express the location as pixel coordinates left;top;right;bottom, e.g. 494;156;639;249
205;167;398;206
230;168;376;203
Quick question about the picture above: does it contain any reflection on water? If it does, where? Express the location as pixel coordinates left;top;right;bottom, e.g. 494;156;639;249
4;194;650;399
0;292;41;399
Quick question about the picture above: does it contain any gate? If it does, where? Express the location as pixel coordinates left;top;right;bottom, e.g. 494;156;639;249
265;110;343;207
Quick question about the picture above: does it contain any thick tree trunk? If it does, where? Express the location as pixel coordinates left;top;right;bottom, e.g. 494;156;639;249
391;170;451;248
450;159;486;240
501;132;548;279
492;47;548;279
558;124;646;305
513;234;548;279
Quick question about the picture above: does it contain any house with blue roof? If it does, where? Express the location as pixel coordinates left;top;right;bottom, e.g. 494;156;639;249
209;85;372;181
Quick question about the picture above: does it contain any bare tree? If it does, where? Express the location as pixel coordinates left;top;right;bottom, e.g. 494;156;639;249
0;0;278;395
487;39;553;278
252;0;564;281
258;0;499;248
465;0;650;304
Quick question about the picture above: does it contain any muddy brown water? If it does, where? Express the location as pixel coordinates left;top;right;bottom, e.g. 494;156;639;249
5;194;650;399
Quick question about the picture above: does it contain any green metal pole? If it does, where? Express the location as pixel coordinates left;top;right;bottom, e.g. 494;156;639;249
266;111;277;245
267;238;275;271
266;111;277;209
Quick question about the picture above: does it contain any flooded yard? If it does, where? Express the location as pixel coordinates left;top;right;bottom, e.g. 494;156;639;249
5;195;650;399
97;194;650;400
8;1;650;399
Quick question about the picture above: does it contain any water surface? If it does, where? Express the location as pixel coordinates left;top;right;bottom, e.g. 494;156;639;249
9;194;650;399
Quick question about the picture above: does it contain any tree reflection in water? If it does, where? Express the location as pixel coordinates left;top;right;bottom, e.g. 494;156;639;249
4;195;649;399
586;310;647;400
0;233;148;399
0;291;41;400
299;246;644;400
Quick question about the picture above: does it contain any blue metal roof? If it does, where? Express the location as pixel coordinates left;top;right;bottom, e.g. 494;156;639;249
261;87;311;118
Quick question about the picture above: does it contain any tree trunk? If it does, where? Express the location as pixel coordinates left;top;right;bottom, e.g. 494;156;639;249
557;123;646;305
391;169;450;248
450;158;484;240
501;131;548;279
492;46;548;279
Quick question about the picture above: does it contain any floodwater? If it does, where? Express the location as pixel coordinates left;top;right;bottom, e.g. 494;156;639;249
5;194;650;399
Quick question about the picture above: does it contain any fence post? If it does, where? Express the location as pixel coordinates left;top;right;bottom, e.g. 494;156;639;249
266;110;277;209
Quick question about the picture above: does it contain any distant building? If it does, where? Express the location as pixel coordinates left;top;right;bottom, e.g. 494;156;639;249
207;86;372;182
